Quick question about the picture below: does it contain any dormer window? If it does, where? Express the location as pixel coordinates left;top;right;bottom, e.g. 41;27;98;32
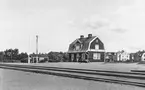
95;44;99;50
96;39;98;43
75;45;80;50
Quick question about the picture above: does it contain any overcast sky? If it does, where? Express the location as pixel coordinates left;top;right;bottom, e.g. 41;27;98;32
0;0;145;53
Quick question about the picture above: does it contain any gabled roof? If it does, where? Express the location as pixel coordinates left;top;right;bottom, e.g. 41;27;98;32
68;36;96;53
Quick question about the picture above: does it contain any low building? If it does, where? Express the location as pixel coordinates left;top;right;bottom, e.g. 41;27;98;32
137;51;145;61
68;34;105;62
141;52;145;61
29;54;49;63
133;51;145;62
116;50;130;62
105;52;117;62
134;52;141;62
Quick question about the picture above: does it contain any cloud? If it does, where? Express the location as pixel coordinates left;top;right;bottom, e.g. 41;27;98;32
82;15;110;29
80;14;127;34
85;20;108;29
128;46;142;51
111;28;127;33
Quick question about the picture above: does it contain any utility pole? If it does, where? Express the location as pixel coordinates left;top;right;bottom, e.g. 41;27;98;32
36;35;38;63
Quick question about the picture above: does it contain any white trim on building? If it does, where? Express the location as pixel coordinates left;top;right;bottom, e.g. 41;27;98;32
87;49;105;52
88;36;97;50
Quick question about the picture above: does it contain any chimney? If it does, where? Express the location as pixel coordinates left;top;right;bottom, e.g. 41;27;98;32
88;34;92;38
80;35;84;39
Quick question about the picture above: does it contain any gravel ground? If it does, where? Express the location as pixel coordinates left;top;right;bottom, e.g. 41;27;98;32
0;69;145;90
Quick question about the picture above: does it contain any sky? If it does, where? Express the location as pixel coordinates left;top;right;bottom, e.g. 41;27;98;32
0;0;145;53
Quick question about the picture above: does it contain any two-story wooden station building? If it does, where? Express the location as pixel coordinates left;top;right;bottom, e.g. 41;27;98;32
68;34;105;62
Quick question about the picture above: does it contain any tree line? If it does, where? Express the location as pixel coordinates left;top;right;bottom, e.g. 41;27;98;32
0;49;69;63
0;49;28;62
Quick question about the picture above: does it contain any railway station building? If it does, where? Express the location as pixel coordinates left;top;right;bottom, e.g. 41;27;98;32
67;34;105;62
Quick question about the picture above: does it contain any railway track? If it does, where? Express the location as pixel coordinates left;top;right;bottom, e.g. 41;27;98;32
131;70;145;73
1;63;145;79
0;63;145;87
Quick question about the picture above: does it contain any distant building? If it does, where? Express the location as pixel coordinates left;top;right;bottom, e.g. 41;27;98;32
105;52;117;62
129;53;135;62
29;54;49;63
116;50;130;61
133;51;145;62
141;52;145;61
68;34;105;62
136;51;145;61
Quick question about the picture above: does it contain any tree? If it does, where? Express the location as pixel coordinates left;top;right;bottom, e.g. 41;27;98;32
48;51;60;62
0;51;4;62
2;48;29;62
47;51;69;62
3;48;19;60
62;53;69;62
18;52;28;63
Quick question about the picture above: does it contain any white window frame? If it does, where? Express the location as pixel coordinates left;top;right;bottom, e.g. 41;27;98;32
95;44;99;50
96;39;99;43
93;53;101;60
75;45;80;50
71;54;74;61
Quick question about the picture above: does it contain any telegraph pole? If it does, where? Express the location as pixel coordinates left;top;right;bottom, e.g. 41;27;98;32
36;35;38;63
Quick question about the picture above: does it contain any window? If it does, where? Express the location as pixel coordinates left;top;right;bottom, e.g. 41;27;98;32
96;39;98;43
95;44;99;49
93;53;101;60
75;45;80;50
71;54;74;59
82;54;85;60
